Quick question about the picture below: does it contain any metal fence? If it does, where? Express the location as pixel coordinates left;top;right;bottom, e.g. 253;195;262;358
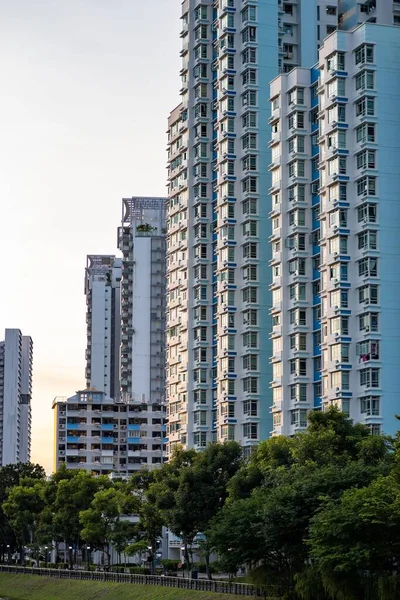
0;565;263;596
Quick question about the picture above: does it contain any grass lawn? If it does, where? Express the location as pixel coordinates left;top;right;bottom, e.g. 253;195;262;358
0;573;240;600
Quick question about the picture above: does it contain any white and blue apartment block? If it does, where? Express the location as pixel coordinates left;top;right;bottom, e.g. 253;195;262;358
269;22;400;437
52;389;167;475
166;0;345;456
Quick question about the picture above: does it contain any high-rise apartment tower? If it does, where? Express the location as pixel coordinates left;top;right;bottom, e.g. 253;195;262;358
166;0;343;456
269;22;400;436
0;329;32;465
117;197;167;463
85;254;122;400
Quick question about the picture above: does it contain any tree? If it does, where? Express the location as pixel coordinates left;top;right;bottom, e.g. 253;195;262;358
305;475;400;600
125;539;150;565
0;463;45;559
209;493;266;577
292;407;372;467
80;487;135;568
196;537;215;580
149;443;242;571
39;464;78;563
127;470;164;574
209;410;393;598
3;478;47;565
52;470;110;566
228;435;295;501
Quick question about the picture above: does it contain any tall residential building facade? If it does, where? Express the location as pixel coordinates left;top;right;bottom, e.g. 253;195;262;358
117;197;167;458
166;0;343;456
0;329;32;465
269;23;400;437
84;254;122;400
53;389;166;474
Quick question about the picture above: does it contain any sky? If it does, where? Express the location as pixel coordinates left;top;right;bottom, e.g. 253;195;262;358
0;0;181;472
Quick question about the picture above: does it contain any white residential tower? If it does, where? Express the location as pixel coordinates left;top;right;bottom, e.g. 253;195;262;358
0;329;33;465
85;254;122;400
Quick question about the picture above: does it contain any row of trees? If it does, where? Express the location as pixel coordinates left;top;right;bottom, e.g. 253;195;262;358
1;409;400;599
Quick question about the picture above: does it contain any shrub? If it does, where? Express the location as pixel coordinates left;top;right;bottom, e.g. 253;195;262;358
161;559;180;571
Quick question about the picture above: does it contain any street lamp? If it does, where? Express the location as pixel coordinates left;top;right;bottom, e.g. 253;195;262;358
68;546;73;570
180;546;185;578
86;547;91;572
6;544;10;565
45;546;48;566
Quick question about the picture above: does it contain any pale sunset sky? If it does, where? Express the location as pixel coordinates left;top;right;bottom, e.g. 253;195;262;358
0;0;181;472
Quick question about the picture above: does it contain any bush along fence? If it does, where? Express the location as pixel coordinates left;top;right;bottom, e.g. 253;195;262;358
0;565;262;597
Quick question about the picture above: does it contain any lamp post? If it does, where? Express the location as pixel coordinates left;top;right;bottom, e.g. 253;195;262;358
44;546;48;566
6;544;10;565
68;546;73;570
86;546;91;572
180;546;186;578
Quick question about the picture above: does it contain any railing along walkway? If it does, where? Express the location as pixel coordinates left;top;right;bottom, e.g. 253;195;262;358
0;565;263;596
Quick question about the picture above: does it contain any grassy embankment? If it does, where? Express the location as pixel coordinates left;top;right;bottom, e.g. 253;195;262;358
0;573;245;600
